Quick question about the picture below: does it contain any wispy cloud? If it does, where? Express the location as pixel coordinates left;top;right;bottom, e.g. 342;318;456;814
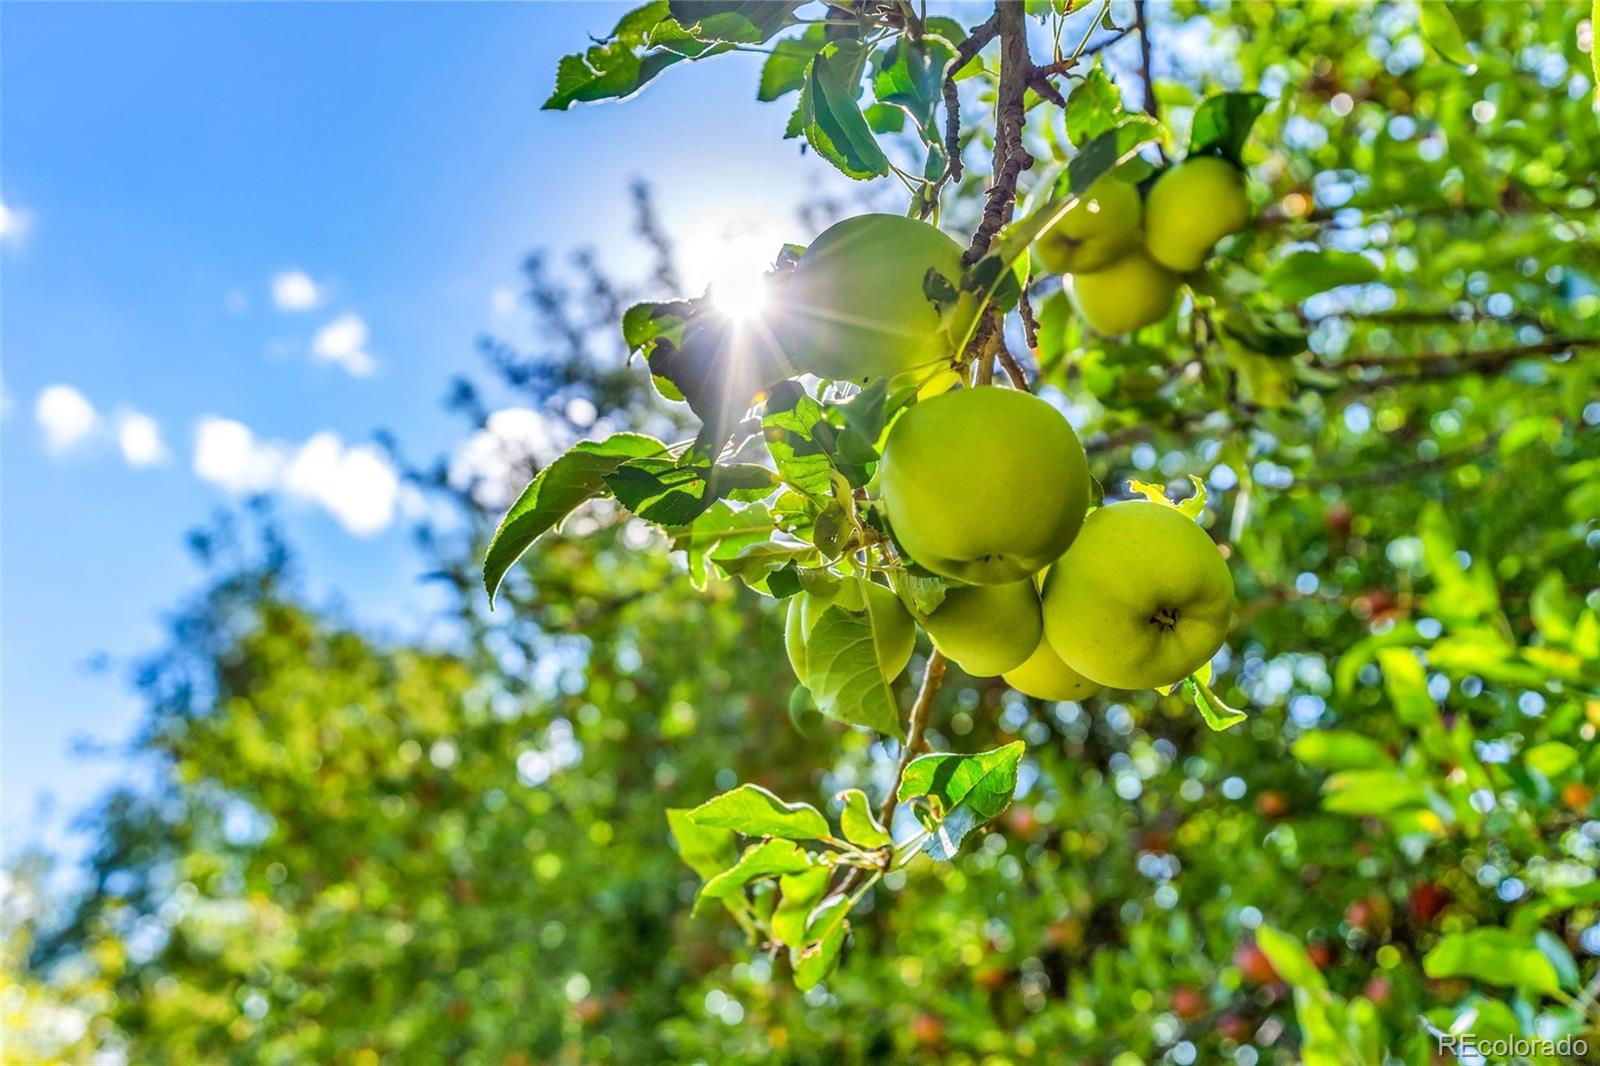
193;416;400;536
35;385;99;454
311;313;376;377
271;270;321;312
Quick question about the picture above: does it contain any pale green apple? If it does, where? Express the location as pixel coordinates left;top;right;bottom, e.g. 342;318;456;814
1072;249;1179;335
1035;176;1143;275
784;578;916;686
924;579;1042;677
1143;156;1250;273
880;386;1090;585
1003;633;1102;701
1041;501;1234;689
779;213;966;385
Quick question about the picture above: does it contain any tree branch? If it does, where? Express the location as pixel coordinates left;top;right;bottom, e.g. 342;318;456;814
939;11;1001;187
877;650;947;826
963;0;1033;266
1133;0;1160;124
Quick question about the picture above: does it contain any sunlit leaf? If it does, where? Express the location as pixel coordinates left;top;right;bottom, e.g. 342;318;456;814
688;783;831;840
897;742;1023;860
836;788;890;848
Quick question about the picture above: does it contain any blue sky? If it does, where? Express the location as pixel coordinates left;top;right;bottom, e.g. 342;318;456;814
2;2;873;859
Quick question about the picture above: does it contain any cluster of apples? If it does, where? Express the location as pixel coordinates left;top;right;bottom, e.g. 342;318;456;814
784;385;1234;698
768;207;1236;701
1037;157;1251;334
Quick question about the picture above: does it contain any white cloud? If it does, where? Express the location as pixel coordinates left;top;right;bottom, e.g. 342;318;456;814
449;407;572;509
193;416;286;493
311;313;376;376
193;416;400;537
116;411;170;467
271;270;321;311
0;199;34;248
35;385;99;454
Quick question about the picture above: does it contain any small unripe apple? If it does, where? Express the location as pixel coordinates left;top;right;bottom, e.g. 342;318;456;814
1143;156;1251;273
924;579;1042;676
880;386;1090;585
1035;176;1143;275
780;213;965;385
1072;249;1180;334
1169;985;1207;1021
785;580;916;685
1003;633;1102;701
1234;941;1278;985
1041;502;1234;690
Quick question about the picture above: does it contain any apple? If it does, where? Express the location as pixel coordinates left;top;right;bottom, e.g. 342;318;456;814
1143;156;1251;273
924;579;1042;676
1233;941;1278;985
1035;176;1143;275
1003;632;1102;701
1169;985;1207;1021
880;386;1090;584
1071;249;1180;334
1041;501;1234;690
779;213;966;385
785;578;916;686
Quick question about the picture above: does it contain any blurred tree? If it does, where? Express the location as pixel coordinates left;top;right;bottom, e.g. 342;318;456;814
9;3;1600;1064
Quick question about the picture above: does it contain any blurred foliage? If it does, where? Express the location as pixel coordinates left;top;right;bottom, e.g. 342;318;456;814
7;2;1600;1064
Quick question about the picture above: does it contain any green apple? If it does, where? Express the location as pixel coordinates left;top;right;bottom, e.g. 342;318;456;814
924;580;1042;677
1003;633;1101;701
880;386;1090;585
784;578;916;686
780;213;965;385
1072;249;1179;334
1035;176;1143;275
1041;501;1234;689
1143;156;1250;273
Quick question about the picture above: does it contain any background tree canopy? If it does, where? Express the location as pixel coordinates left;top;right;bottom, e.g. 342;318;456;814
6;2;1600;1063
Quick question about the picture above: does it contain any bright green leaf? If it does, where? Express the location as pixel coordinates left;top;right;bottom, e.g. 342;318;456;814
687;783;831;840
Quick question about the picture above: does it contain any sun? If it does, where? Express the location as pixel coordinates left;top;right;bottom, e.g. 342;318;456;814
679;211;786;323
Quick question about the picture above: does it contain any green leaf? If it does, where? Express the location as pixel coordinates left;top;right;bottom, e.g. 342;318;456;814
762;381;836;498
696;838;814;912
687;783;831;840
802;43;892;180
1291;731;1393;771
669;501;777;589
1534;929;1580;992
1255;926;1328;994
1188;91;1268;164
1265;250;1381;303
1523;741;1578;779
714;540;818;595
1320;769;1427;815
802;606;905;737
771;866;831;946
758;26;826;101
667;1;801;44
897;742;1024;861
1418;3;1476;70
1186;675;1247;731
1376;648;1445;739
790;893;850;989
836;788;890;848
483;434;669;605
667;807;737;881
1424;929;1562;996
1063;65;1127;146
872;36;952;134
605;459;777;526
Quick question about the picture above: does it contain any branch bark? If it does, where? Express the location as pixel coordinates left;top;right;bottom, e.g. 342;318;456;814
963;0;1033;266
939;11;1001;187
877;650;947;826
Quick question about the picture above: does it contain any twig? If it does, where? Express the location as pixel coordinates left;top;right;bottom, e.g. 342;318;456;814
1133;0;1160;123
877;651;947;826
939;11;1001;187
1018;287;1041;351
1327;336;1596;373
996;341;1032;391
963;0;1033;266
